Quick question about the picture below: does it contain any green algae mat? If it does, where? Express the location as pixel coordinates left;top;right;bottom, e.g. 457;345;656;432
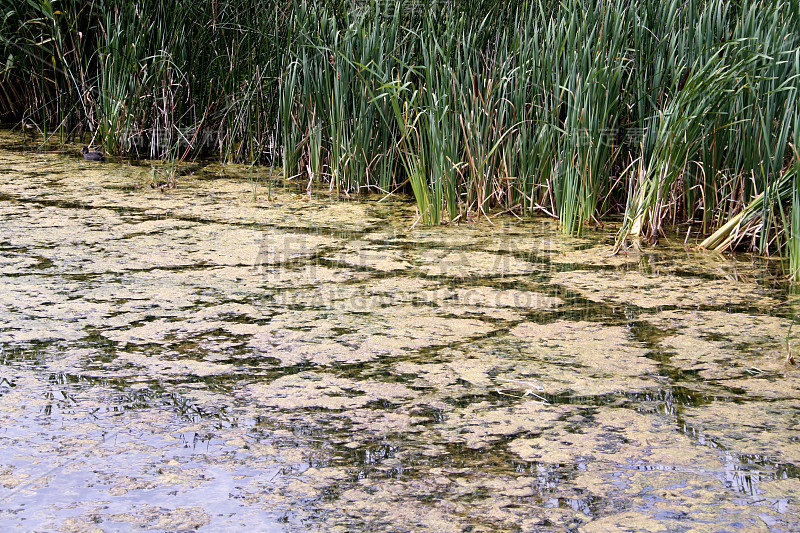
1;137;799;532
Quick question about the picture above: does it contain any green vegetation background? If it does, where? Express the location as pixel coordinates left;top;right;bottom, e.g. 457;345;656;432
1;0;799;272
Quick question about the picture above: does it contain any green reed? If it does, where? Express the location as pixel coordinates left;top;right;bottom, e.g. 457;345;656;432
1;0;286;159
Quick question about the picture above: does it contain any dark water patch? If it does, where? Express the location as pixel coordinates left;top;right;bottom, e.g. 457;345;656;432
621;386;722;412
0;190;151;217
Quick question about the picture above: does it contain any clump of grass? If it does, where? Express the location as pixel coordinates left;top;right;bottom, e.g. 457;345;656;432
0;0;286;160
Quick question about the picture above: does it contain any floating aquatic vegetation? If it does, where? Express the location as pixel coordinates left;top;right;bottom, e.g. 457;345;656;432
1;145;799;531
508;321;662;396
415;250;540;278
552;269;778;309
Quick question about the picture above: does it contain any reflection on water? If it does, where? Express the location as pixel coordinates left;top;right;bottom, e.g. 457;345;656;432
1;133;799;531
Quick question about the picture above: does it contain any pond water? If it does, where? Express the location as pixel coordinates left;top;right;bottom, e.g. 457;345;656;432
1;132;799;532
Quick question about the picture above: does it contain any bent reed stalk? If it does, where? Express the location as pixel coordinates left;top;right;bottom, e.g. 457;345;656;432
1;0;799;274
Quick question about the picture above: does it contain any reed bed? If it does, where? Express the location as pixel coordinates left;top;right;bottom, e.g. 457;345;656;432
2;0;799;274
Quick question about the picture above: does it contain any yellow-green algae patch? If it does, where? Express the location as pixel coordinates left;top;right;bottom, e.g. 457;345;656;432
551;246;642;267
437;400;567;450
680;400;800;464
0;148;383;232
550;237;775;281
239;302;497;365
350;278;561;321
644;310;792;382
552;269;778;308
507;320;662;395
326;245;413;272
415;249;539;278
102;506;211;531
508;407;720;466
246;372;418;410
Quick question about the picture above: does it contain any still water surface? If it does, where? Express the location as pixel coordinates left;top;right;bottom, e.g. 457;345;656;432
1;135;799;531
